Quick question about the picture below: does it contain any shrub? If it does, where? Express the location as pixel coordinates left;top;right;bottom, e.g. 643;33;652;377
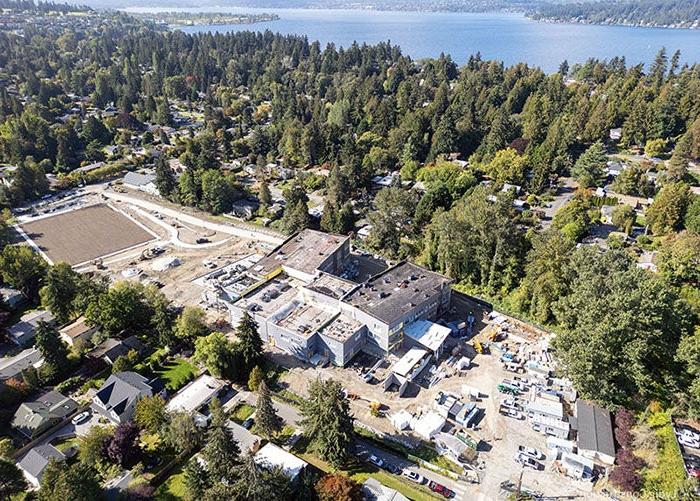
610;448;644;492
55;376;83;394
614;408;635;448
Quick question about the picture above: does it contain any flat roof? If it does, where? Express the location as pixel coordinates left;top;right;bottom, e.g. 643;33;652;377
404;319;451;352
254;229;348;277
318;314;364;343
527;398;564;419
273;300;335;339
343;262;450;324
235;277;298;319
392;347;430;378
305;273;356;299
166;374;224;413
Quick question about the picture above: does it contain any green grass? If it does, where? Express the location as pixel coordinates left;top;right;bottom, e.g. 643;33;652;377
154;464;187;501
51;436;78;453
294;435;440;501
272;388;305;407
230;403;255;423
354;426;463;475
154;358;198;391
271;425;296;446
352;471;439;501
641;411;688;497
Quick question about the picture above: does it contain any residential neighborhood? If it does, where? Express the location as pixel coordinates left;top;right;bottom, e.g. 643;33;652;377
0;2;699;501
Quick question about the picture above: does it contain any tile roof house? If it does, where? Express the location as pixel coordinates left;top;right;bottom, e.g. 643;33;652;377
7;310;55;345
91;371;153;424
12;390;78;438
575;400;616;465
17;444;65;487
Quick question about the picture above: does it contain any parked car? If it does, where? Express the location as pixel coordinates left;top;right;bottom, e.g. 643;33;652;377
679;435;700;448
402;470;427;484
513;452;543;470
71;411;91;425
367;454;384;468
196;237;210;244
242;417;254;429
428;481;455;498
518;445;545;460
689;467;700;478
677;428;700;443
382;462;400;474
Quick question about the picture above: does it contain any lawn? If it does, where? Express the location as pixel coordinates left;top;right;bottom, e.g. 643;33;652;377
641;411;688;497
154;464;186;501
294;436;440;501
51;436;78;453
230;403;255;423
271;425;296;447
154;358;198;391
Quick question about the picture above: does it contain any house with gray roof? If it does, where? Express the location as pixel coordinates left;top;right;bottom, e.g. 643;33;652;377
12;390;78;438
576;400;616;466
0;348;43;381
362;477;409;501
89;336;145;365
7;310;55;345
92;371;153;424
17;444;65;487
0;286;26;310
123;171;158;196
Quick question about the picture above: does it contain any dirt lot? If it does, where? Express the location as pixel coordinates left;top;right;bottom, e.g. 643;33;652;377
19;204;156;266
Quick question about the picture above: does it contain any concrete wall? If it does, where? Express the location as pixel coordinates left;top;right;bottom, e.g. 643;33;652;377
316;325;366;366
317;239;350;276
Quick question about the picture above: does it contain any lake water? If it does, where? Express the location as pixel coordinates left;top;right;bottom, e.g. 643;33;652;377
127;7;700;73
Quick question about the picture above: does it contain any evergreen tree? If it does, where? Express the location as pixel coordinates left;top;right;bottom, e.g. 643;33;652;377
155;155;176;199
183;457;212;500
39;262;80;325
236;312;263;372
0;458;27;500
258;180;272;208
202;398;240;482
255;380;281;439
34;321;69;380
300;378;354;468
572;141;607;188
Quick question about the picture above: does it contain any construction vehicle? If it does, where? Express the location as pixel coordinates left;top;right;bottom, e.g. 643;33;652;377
497;382;520;395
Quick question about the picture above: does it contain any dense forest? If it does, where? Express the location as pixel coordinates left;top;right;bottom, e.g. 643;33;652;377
531;0;700;29
0;4;699;430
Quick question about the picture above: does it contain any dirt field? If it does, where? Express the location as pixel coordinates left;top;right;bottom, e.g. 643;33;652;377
20;204;156;265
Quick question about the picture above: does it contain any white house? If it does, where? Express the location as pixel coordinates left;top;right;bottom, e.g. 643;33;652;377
123;171;159;196
254;443;308;480
17;444;65;488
